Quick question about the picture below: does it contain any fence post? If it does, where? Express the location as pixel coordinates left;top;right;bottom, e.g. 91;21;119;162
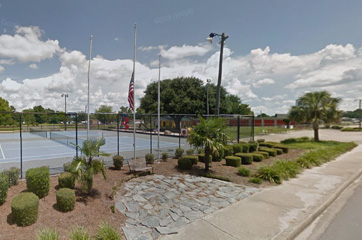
75;113;78;158
251;115;255;142
237;116;240;143
117;113;120;156
19;113;23;179
150;115;152;154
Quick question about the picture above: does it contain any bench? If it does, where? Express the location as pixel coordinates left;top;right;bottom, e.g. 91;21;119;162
128;158;153;174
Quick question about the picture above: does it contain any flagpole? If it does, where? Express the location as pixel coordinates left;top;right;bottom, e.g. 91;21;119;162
133;23;137;160
157;54;161;162
87;35;93;140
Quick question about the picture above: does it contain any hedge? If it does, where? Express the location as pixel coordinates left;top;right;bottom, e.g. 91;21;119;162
259;147;277;157
259;142;276;148
197;154;212;163
58;172;75;189
175;148;184;158
212;148;224;162
225;156;241;167
224;145;234;157
253;151;269;159
3;167;20;186
250;153;264;162
26;166;50;199
235;153;253;165
0;173;9;205
273;144;289;153
112;155;124;170
275;148;283;155
248;143;258;152
178;158;192;170
232;144;243;154
183;155;199;165
56;188;75;212
11;192;39;226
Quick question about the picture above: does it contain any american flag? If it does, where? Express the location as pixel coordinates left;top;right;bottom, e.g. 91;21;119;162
128;72;134;111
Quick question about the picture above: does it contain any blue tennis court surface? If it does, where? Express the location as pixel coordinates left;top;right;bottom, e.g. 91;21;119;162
0;131;179;164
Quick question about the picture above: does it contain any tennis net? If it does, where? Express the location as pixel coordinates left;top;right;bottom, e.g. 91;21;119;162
29;127;48;138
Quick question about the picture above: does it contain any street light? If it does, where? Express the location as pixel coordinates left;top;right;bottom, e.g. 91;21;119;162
206;79;211;115
207;32;229;116
61;94;68;130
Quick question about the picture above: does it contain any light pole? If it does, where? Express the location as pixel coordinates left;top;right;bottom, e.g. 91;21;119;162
207;32;229;116
206;79;211;115
61;94;68;130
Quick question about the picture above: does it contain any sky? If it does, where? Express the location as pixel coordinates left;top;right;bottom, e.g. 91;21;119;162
1;0;362;115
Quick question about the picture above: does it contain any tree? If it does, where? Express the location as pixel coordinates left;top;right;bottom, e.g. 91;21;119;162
119;106;133;114
33;105;47;124
95;105;116;124
288;91;342;141
71;138;110;193
187;116;231;172
0;97;16;126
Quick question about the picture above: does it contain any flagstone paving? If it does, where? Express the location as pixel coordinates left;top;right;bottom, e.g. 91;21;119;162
115;174;260;240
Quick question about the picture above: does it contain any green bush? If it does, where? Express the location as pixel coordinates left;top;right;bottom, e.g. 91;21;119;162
175;148;184;158
248;177;262;184
197;148;203;154
11;192;39;226
56;188;75;212
178;158;193;170
69;226;90;240
183;155;199;165
235;153;253;165
225;156;241;167
224;145;234;156
58;172;75;189
36;227;58;240
3;167;20;186
275;148;283;155
0;173;9;205
161;152;168;161
257;139;265;143
273;161;301;180
237;166;251;177
112;155;124;170
240;144;250;153
274;144;289;153
232;144;243;154
259;142;276;148
212;148;224;162
95;222;121;240
253;151;269;159
186;149;194;155
63;162;72;172
198;153;212;163
92;160;104;174
256;165;282;184
145;153;155;164
341;127;362;132
259;147;277;157
248;143;258;152
250;153;264;162
26;166;50;199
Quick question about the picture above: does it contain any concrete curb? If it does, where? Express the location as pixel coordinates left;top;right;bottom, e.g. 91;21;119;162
273;147;362;240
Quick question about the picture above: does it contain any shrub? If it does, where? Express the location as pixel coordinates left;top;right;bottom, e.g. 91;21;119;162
275;148;283;155
161;152;168;161
253;151;269;159
200;173;231;182
0;173;9;205
198;153;212;163
248;143;258;152
237;166;251;177
56;188;75;212
58;172;75;189
145;153;155;164
3;167;20;186
259;142;276;148
69;226;90;240
232;144;243;154
240;144;250;153
197;148;203;154
26;166;50;199
235;153;253;165
259;147;277;157
92;160;104;174
257;139;265;143
250;153;264;162
273;161;301;180
225;156;241;167
63;162;72;172
186;149;194;155
183;155;199;165
178;158;192;170
249;177;262;184
36;227;58;240
274;144;289;153
212;148;224;162
11;192;39;226
175;148;184;158
224;145;234;156
256;165;282;184
280;138;297;144
95;222;121;240
112;155;124;170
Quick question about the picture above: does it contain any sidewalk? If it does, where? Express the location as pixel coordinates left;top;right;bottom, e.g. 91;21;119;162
159;129;362;240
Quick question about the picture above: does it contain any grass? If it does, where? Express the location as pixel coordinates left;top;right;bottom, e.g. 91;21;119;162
68;226;90;240
36;227;58;240
95;222;121;240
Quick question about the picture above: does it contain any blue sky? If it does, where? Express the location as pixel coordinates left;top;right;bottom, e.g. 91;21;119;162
1;0;362;114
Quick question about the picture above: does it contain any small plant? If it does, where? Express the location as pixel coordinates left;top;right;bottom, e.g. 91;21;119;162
256;165;282;184
56;188;75;212
95;222;121;240
259;147;277;157
69;226;90;240
145;153;155;164
112;155;124;170
161;152;168;162
225;156;241;167
11;192;39;226
3;167;20;186
58;172;75;189
178;158;192;170
26;166;50;199
63;162;72;172
110;205;115;213
186;149;194;155
273;161;301;180
36;227;58;240
249;177;262;184
175;148;184;158
0;173;9;205
237;166;251;177
251;153;264;162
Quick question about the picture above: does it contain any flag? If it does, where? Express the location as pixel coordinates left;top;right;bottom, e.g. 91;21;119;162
128;72;134;111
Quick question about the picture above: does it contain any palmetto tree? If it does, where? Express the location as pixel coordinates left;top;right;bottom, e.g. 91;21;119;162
187;116;230;172
289;91;342;141
71;138;110;192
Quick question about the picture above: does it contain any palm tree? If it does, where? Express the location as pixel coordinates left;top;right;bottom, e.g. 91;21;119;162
289;91;342;141
187;116;230;172
71;138;110;192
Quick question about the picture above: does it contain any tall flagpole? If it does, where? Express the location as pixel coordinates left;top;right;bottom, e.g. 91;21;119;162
87;35;93;140
157;54;161;162
133;23;137;160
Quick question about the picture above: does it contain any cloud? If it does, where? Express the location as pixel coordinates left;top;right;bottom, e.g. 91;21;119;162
114;37;120;41
160;44;212;60
0;26;60;62
0;66;4;73
29;63;38;69
253;78;275;88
